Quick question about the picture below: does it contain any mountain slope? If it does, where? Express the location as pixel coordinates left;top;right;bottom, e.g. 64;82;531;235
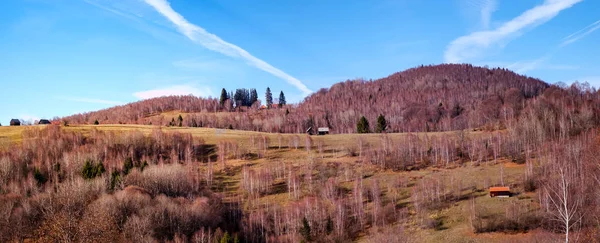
64;64;556;133
295;64;548;132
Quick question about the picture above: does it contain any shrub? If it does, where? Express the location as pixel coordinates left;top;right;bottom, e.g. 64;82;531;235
33;168;48;185
123;158;134;175
110;171;121;191
422;214;444;230
523;177;536;192
300;217;311;241
220;232;231;243
82;160;105;179
124;164;196;197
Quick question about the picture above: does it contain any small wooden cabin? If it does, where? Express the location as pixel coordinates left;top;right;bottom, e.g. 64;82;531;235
10;119;21;126
489;187;511;197
38;119;51;125
317;127;330;135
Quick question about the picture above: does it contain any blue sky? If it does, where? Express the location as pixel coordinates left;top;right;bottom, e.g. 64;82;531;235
1;0;599;125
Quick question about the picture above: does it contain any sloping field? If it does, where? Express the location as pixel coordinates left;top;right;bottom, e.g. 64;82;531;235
0;124;558;242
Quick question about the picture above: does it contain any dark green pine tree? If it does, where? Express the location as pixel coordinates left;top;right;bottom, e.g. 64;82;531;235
375;114;387;133
278;91;286;107
250;89;258;105
300;217;311;241
265;87;273;108
123;157;134;175
177;115;183;127
356;116;370;133
326;216;334;235
219;88;228;107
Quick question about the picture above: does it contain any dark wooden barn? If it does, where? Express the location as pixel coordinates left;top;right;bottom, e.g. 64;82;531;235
38;119;51;125
10;119;21;126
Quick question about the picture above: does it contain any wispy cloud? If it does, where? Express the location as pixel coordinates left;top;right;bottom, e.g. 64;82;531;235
478;59;579;74
507;56;551;74
560;19;600;47
480;0;497;29
58;96;123;105
460;0;497;29
446;0;582;63
133;84;214;100
143;0;313;95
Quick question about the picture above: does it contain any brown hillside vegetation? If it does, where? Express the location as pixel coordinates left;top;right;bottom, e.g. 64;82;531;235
61;64;597;134
298;64;549;133
2;115;600;242
7;64;600;242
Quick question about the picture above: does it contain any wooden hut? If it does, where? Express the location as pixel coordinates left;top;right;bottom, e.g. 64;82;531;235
10;119;21;126
38;119;51;125
317;127;330;135
489;187;511;197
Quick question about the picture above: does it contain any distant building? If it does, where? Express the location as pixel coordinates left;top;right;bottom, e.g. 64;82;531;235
318;127;330;135
10;119;21;126
38;119;51;125
489;187;511;197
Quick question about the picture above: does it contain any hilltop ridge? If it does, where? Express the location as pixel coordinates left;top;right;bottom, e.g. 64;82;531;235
63;64;585;133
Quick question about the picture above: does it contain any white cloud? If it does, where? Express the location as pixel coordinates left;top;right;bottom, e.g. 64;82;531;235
58;96;123;105
505;55;554;74
133;84;213;100
480;0;497;29
445;0;582;63
143;0;313;96
560;19;600;47
459;0;497;29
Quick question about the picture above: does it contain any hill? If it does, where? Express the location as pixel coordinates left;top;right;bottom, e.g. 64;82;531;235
63;64;600;135
0;124;564;242
5;64;600;241
296;64;548;132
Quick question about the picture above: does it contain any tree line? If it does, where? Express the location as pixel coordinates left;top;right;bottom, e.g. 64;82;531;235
60;64;600;137
219;87;287;109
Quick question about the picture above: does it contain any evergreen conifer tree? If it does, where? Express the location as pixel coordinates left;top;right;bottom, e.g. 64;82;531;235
265;87;273;108
220;88;228;106
278;91;286;106
357;116;370;133
375;114;387;133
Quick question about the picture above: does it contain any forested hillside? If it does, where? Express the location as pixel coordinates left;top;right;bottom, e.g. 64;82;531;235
6;64;600;242
63;64;600;134
297;64;549;132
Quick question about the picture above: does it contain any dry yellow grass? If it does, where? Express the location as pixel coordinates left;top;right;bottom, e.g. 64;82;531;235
2;124;484;150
